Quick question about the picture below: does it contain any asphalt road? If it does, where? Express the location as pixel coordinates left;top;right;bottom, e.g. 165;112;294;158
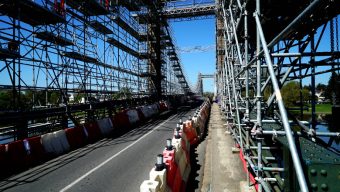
0;108;196;192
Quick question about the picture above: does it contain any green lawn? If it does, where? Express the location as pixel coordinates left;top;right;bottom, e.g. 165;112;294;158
307;104;332;114
288;104;332;114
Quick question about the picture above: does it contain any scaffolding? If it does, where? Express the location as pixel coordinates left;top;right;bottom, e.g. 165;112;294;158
217;0;340;191
0;0;189;142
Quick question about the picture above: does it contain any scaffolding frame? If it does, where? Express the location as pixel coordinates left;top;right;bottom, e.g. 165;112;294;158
0;0;189;143
217;0;340;191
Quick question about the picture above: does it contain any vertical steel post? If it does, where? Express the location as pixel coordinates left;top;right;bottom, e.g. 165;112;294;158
310;33;316;131
255;1;263;191
244;9;251;188
254;14;309;192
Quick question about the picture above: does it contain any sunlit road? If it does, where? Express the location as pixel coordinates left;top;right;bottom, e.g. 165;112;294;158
0;108;195;192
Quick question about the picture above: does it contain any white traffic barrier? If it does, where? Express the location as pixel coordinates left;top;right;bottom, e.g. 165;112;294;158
141;106;152;119
48;132;63;155
178;153;188;178
172;130;183;165
53;130;70;153
41;133;55;154
97;118;114;136
127;109;140;125
150;104;159;116
140;180;160;192
41;130;71;156
150;167;167;192
172;134;187;180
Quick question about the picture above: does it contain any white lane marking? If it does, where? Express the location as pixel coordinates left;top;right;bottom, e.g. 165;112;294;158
60;114;177;192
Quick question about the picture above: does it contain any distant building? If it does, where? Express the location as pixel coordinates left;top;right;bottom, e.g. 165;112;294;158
315;90;326;103
68;94;74;102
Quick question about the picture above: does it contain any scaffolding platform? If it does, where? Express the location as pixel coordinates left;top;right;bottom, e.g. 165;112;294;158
62;52;98;63
132;13;148;24
167;51;176;56
118;1;141;12
165;41;173;47
244;0;340;45
139;33;148;42
170;56;178;61
140;72;154;77
96;62;140;77
0;0;65;26
33;31;74;46
139;52;149;59
67;0;109;16
112;16;140;40
106;37;140;58
89;20;113;34
0;48;21;60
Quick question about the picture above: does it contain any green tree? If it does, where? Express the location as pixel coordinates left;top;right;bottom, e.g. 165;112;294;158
264;85;272;101
325;72;340;103
49;91;61;105
281;81;309;107
112;87;132;100
0;90;12;110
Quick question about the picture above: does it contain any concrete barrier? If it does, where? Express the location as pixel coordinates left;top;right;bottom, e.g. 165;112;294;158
41;130;70;156
127;109;140;125
41;133;55;155
141;105;153;119
54;130;70;153
0;100;175;179
97;118;114;136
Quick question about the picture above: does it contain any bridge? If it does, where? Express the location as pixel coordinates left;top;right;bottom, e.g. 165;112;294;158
0;0;340;192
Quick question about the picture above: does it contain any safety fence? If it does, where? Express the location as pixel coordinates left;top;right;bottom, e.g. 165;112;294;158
0;100;171;178
140;100;211;192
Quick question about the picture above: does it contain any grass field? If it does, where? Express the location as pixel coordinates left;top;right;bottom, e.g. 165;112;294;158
288;104;332;114
306;104;332;114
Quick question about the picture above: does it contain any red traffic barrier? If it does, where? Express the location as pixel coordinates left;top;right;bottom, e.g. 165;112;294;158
65;126;87;150
6;140;28;171
163;146;177;190
25;136;46;165
183;121;198;146
84;122;102;143
173;166;183;192
112;110;131;130
0;144;9;176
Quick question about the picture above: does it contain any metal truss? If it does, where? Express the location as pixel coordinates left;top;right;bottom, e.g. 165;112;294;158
164;4;216;19
0;0;190;142
195;73;215;96
216;0;340;191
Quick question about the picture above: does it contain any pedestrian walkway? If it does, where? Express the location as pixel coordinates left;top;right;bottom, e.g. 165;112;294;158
199;103;254;192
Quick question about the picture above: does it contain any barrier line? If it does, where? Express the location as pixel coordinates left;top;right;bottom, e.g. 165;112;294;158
60;114;177;192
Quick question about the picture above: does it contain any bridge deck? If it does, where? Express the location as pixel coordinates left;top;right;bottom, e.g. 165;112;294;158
0;109;196;192
199;103;254;191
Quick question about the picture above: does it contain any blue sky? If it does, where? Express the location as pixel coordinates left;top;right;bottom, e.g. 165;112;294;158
170;16;340;93
170;19;216;93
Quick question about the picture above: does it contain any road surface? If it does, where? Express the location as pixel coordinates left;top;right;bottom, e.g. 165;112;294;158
0;108;196;192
